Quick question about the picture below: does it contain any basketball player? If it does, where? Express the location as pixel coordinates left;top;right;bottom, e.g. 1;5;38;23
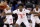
13;4;34;27
4;5;13;27
13;4;30;27
31;5;40;27
33;12;40;27
0;1;13;24
0;1;13;27
4;7;13;24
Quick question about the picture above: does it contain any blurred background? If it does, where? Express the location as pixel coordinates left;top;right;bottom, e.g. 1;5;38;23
0;0;40;11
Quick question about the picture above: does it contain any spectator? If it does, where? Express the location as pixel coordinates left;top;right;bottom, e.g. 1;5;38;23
13;1;17;10
7;0;10;4
10;2;14;12
10;0;13;3
0;0;1;3
15;1;22;9
25;1;33;11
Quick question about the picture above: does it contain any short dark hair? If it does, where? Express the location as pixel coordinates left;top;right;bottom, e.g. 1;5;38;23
35;4;39;7
18;4;24;7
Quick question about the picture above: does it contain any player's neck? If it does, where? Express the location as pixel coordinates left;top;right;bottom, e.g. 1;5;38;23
36;8;38;11
19;9;22;12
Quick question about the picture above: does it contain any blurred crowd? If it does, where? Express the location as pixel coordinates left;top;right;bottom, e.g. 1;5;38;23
0;0;40;27
0;0;40;11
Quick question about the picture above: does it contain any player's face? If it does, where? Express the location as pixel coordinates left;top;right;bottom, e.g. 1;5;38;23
19;6;23;10
10;4;12;7
36;5;39;9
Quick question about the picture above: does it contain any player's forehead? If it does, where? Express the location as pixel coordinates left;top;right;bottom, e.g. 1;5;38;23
18;4;23;7
36;5;39;7
19;6;23;7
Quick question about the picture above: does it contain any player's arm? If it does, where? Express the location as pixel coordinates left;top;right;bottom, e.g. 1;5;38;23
38;12;40;16
5;5;13;15
5;12;13;15
29;11;38;14
5;10;17;15
30;9;38;14
30;11;34;14
25;10;30;14
3;18;7;22
30;11;39;16
29;9;35;14
1;16;7;22
34;12;40;16
6;5;10;10
5;11;13;15
25;9;35;14
34;14;38;16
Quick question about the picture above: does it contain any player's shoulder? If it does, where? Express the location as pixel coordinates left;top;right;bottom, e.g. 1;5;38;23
13;9;19;13
33;8;36;10
23;8;30;11
8;9;11;12
23;8;26;11
25;9;30;11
